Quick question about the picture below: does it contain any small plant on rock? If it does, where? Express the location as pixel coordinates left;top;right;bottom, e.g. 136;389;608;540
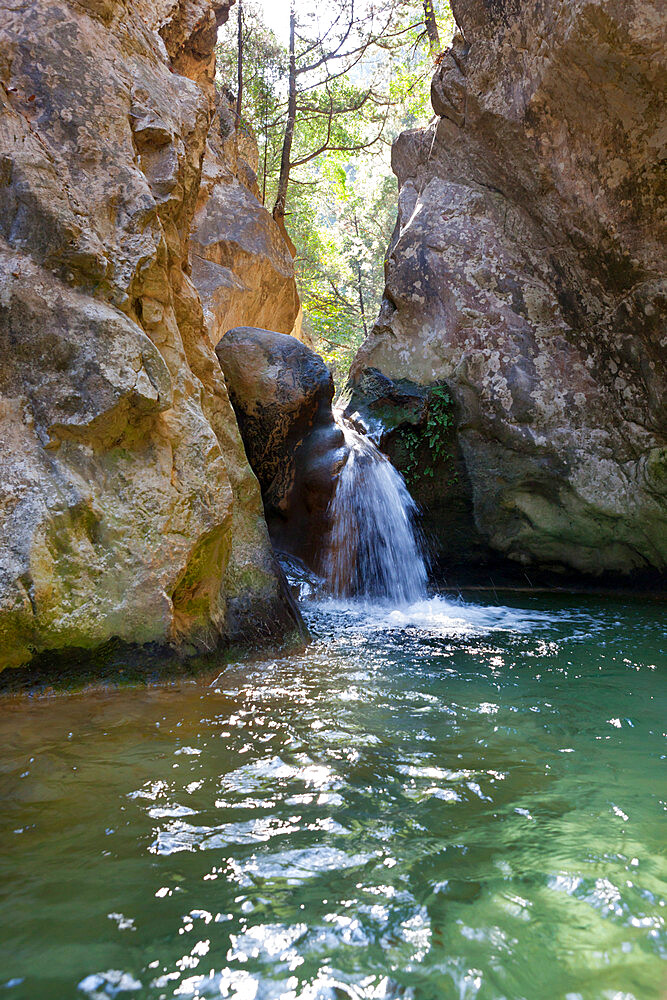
399;385;457;486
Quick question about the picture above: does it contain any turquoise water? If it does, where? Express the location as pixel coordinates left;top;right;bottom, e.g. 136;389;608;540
0;592;665;999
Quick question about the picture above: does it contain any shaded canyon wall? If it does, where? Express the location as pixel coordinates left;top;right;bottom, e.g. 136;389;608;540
348;0;667;580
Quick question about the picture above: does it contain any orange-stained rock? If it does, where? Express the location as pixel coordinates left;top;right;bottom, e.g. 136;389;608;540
0;0;302;670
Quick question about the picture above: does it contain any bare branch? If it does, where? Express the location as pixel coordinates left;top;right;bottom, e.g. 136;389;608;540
295;0;356;76
290;97;391;168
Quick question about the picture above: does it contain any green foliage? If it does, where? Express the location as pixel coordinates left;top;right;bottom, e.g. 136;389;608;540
216;0;454;383
399;386;458;487
425;386;455;463
289;156;398;379
399;428;422;484
215;4;286;203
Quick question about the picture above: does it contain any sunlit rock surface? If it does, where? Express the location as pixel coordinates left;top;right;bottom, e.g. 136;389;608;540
349;0;667;579
190;95;301;345
0;0;301;670
216;328;346;571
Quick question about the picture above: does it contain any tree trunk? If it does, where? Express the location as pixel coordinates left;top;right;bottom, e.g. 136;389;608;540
261;130;268;205
272;0;297;256
423;0;441;56
236;0;243;120
356;263;368;338
353;212;368;337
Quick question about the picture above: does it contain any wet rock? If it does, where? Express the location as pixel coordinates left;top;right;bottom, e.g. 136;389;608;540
0;0;301;670
216;328;346;570
349;0;667;580
343;372;489;577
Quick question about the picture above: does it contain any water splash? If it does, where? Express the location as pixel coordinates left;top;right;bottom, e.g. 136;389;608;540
320;415;428;603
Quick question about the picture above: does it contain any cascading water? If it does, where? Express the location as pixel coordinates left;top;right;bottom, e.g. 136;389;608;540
320;414;429;603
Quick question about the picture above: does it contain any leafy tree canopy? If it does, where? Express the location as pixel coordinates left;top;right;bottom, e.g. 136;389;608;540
216;0;453;382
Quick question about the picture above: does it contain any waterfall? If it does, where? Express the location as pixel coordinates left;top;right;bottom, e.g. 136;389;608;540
320;415;429;603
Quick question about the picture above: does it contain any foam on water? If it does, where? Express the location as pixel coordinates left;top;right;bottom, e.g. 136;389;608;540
311;593;561;637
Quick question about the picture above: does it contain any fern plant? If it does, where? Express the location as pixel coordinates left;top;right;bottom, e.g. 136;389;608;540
398;385;458;486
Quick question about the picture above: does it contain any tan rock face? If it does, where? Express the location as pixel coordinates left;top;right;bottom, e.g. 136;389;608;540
190;96;301;345
153;0;232;97
0;0;301;670
350;0;667;578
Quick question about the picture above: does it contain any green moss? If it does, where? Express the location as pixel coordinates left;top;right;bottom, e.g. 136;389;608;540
171;525;230;626
397;385;458;487
645;447;667;495
227;565;274;597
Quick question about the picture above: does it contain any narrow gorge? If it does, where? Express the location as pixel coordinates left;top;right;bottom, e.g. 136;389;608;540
0;2;665;998
1;0;664;677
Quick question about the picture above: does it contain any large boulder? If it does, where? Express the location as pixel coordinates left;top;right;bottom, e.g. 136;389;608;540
216;328;346;570
348;0;667;580
0;0;301;671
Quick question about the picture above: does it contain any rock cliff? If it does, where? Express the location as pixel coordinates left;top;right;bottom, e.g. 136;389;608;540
348;0;666;580
190;95;301;343
0;0;302;670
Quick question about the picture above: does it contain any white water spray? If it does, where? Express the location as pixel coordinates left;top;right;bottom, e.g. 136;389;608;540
320;416;429;603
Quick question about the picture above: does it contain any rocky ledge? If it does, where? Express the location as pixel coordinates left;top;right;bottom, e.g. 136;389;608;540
348;0;666;581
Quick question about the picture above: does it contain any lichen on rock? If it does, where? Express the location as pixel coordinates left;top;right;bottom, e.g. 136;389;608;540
348;0;667;580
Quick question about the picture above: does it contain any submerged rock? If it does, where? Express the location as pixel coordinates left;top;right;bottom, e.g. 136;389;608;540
216;328;347;570
349;0;667;580
0;0;302;670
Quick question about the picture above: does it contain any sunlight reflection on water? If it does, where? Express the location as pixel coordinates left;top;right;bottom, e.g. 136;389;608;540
0;591;664;1000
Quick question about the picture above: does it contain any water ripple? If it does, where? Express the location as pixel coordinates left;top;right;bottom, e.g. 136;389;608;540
0;592;664;1000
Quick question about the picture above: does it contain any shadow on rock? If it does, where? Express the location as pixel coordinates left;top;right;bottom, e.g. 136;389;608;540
216;327;349;571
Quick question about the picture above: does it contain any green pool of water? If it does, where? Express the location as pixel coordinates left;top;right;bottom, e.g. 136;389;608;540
0;592;665;1000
